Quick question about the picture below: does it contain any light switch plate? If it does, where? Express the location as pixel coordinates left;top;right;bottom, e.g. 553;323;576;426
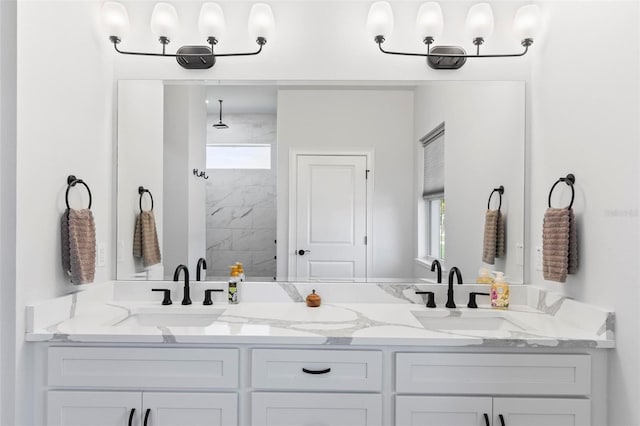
535;246;543;271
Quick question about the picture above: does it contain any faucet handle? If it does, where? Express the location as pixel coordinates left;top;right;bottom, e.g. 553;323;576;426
203;289;224;305
415;291;436;308
152;288;172;305
467;292;490;309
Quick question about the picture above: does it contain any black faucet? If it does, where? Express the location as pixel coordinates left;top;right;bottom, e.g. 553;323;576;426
430;260;442;283
196;258;207;281
446;266;463;308
173;264;192;305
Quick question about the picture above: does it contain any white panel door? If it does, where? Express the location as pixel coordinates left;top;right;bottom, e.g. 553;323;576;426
295;155;367;280
493;398;590;426
252;392;381;426
143;392;237;426
396;396;492;426
47;391;141;426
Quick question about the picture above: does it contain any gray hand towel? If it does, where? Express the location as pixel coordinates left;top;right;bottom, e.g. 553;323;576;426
542;207;578;283
61;208;96;284
482;209;505;265
133;210;161;268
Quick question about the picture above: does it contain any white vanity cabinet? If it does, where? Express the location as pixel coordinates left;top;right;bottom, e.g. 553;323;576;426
47;391;238;426
395;353;592;426
250;349;383;426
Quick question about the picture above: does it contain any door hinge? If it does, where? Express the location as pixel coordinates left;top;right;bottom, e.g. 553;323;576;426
366;169;370;179
364;236;368;245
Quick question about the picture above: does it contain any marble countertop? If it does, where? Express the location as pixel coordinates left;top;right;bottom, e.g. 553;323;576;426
25;282;615;348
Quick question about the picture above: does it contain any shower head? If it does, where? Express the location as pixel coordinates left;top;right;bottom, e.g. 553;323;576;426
213;99;228;129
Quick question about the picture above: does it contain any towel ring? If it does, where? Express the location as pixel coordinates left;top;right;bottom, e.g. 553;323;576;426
548;174;576;209
487;185;504;211
65;175;92;210
138;186;154;212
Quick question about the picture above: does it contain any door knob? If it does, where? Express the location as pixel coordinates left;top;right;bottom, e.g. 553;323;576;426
297;249;310;256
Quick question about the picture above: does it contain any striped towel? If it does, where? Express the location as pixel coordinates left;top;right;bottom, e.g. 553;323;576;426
133;210;161;268
542;208;578;282
482;209;505;265
61;208;96;284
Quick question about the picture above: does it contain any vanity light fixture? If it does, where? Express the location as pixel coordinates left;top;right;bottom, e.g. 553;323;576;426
100;1;275;70
366;1;541;70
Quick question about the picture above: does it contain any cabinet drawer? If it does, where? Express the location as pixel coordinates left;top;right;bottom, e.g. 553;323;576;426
48;347;238;389
396;353;590;396
252;392;382;426
252;349;382;391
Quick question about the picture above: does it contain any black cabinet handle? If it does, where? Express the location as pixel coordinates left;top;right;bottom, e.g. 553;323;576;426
143;408;151;426
302;367;331;375
483;413;490;426
499;414;506;426
128;408;135;426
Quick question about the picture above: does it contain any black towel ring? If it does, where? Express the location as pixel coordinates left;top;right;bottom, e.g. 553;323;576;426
138;186;154;212
487;185;504;211
548;173;576;209
65;175;92;210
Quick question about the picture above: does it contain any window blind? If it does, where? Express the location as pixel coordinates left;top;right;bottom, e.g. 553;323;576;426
421;122;445;198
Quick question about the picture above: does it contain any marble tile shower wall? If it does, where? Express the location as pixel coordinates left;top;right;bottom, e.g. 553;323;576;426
205;114;277;279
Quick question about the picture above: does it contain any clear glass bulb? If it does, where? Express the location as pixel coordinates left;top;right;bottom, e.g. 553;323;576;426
466;3;494;40
199;3;226;41
248;3;275;42
513;4;541;41
366;1;394;41
416;2;444;40
100;1;130;40
150;2;179;41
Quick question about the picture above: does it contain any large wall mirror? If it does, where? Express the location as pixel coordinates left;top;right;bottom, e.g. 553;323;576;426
117;80;525;284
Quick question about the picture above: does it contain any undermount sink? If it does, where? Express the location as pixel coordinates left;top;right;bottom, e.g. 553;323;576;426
412;311;525;332
114;308;225;327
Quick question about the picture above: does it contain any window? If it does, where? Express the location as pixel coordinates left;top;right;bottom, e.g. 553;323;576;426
421;123;445;260
206;144;271;169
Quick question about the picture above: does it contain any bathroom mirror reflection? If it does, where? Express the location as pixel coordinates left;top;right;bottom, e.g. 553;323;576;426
116;80;525;284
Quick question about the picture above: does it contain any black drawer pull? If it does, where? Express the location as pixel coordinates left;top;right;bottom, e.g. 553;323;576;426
499;414;506;426
483;413;490;426
302;367;331;375
128;408;135;426
143;408;151;426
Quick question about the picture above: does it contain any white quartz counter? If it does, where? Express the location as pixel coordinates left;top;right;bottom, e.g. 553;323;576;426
25;282;614;348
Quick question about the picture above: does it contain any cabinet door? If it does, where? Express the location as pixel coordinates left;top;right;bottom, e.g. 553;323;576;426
252;392;382;426
396;396;492;426
142;392;237;426
493;398;590;426
47;391;141;426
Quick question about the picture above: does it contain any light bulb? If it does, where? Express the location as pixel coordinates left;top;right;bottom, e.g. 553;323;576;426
248;3;275;42
199;3;226;41
150;2;179;41
416;2;444;40
466;3;494;40
513;4;541;42
100;1;130;40
366;1;394;41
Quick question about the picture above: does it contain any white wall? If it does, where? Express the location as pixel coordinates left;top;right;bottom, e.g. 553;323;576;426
164;85;207;277
117;80;164;280
276;89;414;278
0;1;17;423
413;82;526;283
14;2;114;424
530;2;640;425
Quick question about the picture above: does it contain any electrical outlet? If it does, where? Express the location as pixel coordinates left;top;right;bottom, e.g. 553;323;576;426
535;246;543;271
97;242;106;267
516;243;524;266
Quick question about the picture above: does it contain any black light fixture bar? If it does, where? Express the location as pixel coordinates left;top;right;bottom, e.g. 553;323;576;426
375;36;532;59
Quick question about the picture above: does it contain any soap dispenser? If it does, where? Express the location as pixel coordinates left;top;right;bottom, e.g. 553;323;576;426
476;266;494;284
228;266;240;304
490;271;510;309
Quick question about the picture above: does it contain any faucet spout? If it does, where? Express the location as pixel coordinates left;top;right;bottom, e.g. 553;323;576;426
446;266;463;308
173;264;192;305
430;259;442;283
196;258;207;281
